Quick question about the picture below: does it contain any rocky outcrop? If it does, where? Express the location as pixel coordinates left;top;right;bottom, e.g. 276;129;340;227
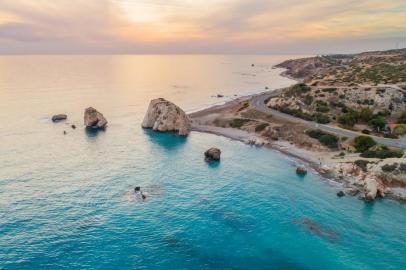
142;98;191;136
52;114;67;122
363;178;378;201
205;148;221;161
84;107;107;129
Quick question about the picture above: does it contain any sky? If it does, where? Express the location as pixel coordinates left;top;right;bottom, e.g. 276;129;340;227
0;0;405;54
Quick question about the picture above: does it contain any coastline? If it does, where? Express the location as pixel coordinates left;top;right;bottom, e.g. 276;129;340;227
188;72;406;201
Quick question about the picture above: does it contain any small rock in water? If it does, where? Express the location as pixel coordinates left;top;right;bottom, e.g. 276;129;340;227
63;130;67;135
205;147;221;161
336;190;345;197
217;94;224;98
141;192;147;200
251;64;255;67
71;124;76;129
134;186;141;192
296;166;307;176
265;86;269;90
52;114;67;122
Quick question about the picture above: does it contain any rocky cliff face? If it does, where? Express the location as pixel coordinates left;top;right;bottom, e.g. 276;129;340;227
142;98;191;136
84;107;107;129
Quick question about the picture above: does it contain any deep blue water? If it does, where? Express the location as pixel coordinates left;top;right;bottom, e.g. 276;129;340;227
0;55;405;269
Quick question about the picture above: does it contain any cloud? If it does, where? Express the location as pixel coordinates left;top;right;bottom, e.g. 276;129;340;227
0;0;405;54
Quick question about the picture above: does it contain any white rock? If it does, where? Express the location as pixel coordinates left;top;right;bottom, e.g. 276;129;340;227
364;178;378;201
142;98;191;136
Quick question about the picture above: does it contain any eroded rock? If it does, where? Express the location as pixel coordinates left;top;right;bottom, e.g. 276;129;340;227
84;107;107;129
142;98;191;136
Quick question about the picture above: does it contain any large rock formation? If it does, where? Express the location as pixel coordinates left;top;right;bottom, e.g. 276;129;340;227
205;148;221;161
142;98;191;136
84;107;107;129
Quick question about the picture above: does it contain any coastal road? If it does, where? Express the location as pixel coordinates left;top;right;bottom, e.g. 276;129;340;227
250;91;406;150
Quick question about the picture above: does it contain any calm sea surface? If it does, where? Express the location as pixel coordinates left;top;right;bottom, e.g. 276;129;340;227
0;55;405;270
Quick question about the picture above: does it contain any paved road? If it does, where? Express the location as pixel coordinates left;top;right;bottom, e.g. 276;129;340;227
250;91;406;150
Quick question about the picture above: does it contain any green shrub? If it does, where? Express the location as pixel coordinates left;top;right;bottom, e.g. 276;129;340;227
237;102;249;112
279;107;314;121
393;124;406;135
306;129;338;149
314;113;330;124
306;129;325;139
398;111;406;124
361;146;403;159
382;163;398;172
355;160;370;172
319;134;339;149
338;112;358;127
354;136;376;152
255;123;269;132
230;118;251;128
368;117;386;131
359;108;373;122
285;83;311;96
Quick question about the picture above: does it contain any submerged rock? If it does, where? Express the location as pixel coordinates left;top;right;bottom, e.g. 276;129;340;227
336;190;345;197
296;166;307;176
84;107;107;129
52;114;67;122
142;98;191;136
205;148;221;161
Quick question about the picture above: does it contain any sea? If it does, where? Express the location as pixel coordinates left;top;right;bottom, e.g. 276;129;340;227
0;55;405;270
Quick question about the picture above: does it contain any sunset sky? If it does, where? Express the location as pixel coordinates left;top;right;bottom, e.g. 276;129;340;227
0;0;405;54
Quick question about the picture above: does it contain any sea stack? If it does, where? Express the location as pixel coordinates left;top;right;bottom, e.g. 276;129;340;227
205;148;221;161
142;98;191;136
84;107;108;129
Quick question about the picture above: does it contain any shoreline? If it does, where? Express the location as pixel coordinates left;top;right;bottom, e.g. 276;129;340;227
188;73;406;202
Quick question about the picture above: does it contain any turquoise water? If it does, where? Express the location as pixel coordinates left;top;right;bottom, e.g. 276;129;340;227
0;55;405;269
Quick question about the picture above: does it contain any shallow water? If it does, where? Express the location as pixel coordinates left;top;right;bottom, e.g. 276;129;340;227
0;55;405;270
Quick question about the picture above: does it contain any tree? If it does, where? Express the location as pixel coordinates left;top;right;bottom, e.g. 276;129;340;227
359;107;373;122
398;111;406;124
368;117;386;131
353;136;377;153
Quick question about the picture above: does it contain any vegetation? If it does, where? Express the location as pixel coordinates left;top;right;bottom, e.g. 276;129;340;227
354;160;370;172
285;83;311;97
255;123;268;132
230;118;251;129
393;124;406;135
398;111;406;124
368;117;386;131
279;107;314;121
314;113;330;124
306;129;339;149
361;146;403;159
315;100;329;113
338;110;358;127
382;163;398;173
353;136;376;153
237;102;249;112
